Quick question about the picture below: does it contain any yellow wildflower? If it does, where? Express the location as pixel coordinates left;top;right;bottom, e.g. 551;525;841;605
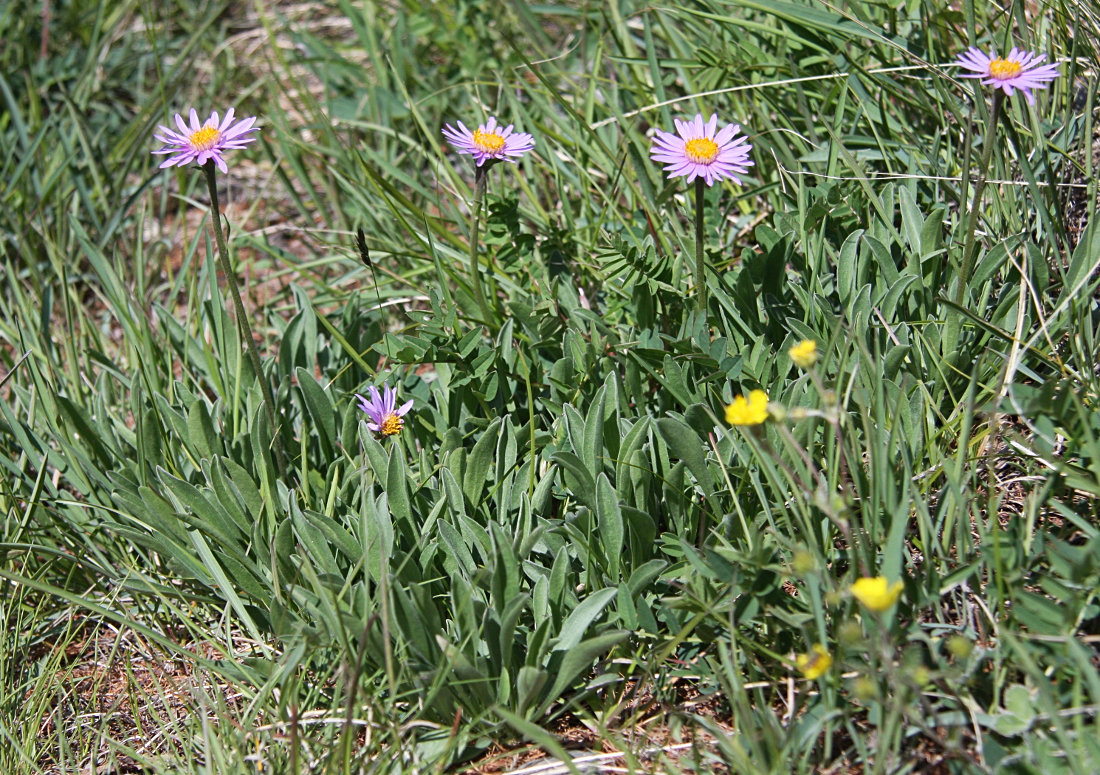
725;389;769;426
850;576;903;613
795;644;832;680
789;339;817;369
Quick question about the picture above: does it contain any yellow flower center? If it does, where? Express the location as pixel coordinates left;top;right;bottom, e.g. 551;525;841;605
473;129;506;154
188;124;221;151
988;58;1022;80
685;137;719;164
379;413;404;437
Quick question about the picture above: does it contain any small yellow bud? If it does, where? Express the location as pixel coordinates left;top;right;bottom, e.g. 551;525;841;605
791;550;816;576
947;635;973;659
852;676;878;701
838;620;863;646
795;644;833;680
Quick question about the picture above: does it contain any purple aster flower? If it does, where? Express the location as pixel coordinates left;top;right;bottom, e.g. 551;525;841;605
650;113;753;187
153;108;259;174
954;47;1061;104
442;116;535;167
355;385;413;438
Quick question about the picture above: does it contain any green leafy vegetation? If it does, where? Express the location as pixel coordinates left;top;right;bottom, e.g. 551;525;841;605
2;0;1098;772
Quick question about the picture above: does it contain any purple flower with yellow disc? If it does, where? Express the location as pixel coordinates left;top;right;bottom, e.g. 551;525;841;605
442;116;535;167
153;108;259;173
954;47;1060;103
356;385;413;438
649;113;753;187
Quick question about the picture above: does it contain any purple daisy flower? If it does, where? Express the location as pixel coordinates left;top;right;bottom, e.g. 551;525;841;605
650;113;753;187
442;116;535;167
153;108;259;174
954;47;1061;104
355;385;413;438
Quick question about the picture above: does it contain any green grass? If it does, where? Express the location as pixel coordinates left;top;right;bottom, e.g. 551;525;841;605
2;0;1099;772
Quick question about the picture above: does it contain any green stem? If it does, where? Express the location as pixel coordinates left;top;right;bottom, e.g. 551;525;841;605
955;92;1003;310
203;161;288;479
468;165;493;325
694;177;707;313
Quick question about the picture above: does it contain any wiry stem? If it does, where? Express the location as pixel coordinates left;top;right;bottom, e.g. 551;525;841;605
694;177;707;313
956;92;1003;309
203;161;288;479
468;165;494;325
946;92;1002;354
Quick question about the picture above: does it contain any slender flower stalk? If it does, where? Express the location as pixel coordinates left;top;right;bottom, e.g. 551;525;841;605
954;92;1002;313
947;46;1060;352
153;108;287;478
468;166;492;323
442;116;535;325
694;178;707;311
203;162;288;478
650;114;752;313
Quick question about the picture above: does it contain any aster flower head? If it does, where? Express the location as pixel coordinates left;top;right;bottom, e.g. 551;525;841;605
153;108;259;174
954;47;1061;104
355;384;413;438
725;389;769;426
650;113;753;186
442;116;535;167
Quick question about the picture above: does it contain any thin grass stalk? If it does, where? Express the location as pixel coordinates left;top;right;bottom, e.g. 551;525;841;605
202;161;288;479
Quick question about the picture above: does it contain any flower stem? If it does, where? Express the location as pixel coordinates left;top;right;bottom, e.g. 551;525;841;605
468;165;493;325
694;177;707;313
203;161;288;479
948;92;1002;350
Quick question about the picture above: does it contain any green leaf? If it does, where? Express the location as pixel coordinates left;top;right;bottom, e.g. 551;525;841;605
544;630;628;709
385;444;412;527
553;586;618;653
550;451;595;508
595;473;623;580
186;400;220;460
296;366;336;458
437;520;477;578
581;384;607;476
464;417;502;507
656;417;713;497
